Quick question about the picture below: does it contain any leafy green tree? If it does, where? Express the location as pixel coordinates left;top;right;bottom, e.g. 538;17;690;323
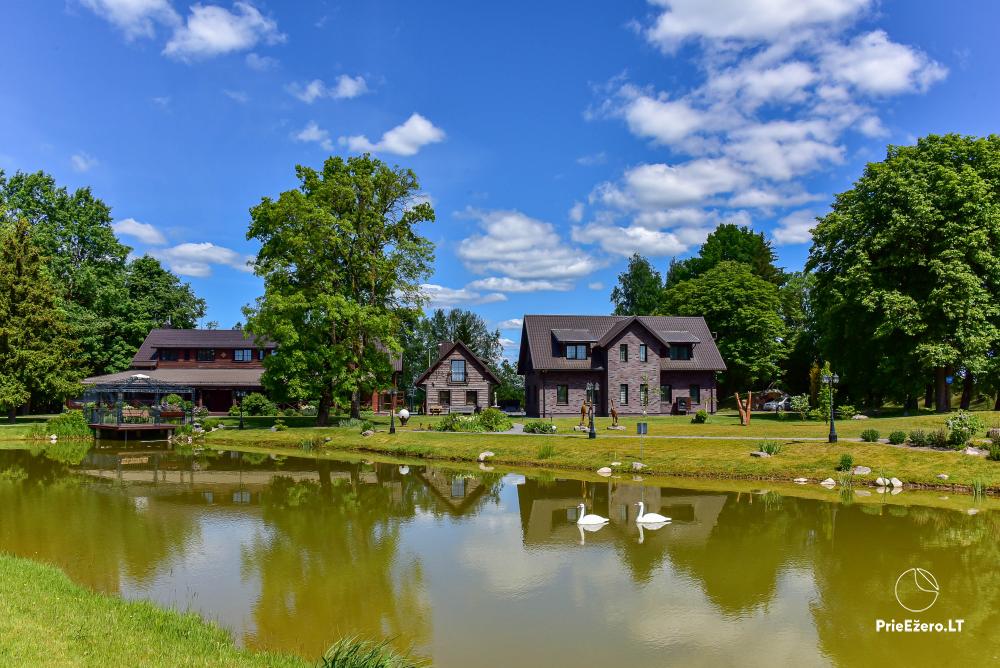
0;218;82;421
808;134;1000;412
779;272;819;395
610;253;664;315
494;359;524;406
245;155;435;425
657;261;787;392
666;224;785;287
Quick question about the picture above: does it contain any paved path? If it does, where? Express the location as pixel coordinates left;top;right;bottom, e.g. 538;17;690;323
449;423;866;442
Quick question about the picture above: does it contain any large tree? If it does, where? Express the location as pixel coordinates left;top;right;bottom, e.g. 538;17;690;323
808;134;1000;412
657;261;787;392
0;218;82;421
245;155;435;424
611;253;664;315
666;223;785;287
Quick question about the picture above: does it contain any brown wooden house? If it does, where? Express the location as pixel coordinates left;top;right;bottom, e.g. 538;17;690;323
415;341;500;414
517;315;726;417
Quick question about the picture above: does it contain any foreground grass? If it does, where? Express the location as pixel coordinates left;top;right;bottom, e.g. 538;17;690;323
207;423;1000;492
0;554;306;668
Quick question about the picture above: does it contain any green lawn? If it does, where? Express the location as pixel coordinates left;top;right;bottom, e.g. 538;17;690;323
0;554;306;668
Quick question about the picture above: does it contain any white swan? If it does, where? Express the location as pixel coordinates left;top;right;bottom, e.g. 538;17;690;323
576;503;609;526
636;502;670;524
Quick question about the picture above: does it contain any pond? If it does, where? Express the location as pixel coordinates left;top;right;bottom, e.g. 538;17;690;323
0;443;997;666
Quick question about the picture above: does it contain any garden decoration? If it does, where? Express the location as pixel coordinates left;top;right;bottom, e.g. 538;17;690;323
735;391;753;426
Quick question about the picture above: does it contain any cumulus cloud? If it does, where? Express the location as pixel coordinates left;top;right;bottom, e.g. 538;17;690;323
497;318;523;330
772;209;820;245
293;121;334;151
456;209;604;279
163;2;285;61
588;282;605;290
568;201;584;223
287;75;369;103
155;242;254;277
80;0;179;40
420;284;506;308
466;277;573;293
113;218;166;245
340;113;445;156
594;159;749;210
822;30;947;94
245;52;278;70
70;152;98;172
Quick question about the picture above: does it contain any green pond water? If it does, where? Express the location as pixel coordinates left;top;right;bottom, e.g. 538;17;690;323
0;442;997;666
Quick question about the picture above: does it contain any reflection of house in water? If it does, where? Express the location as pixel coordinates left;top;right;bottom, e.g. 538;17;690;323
414;467;490;516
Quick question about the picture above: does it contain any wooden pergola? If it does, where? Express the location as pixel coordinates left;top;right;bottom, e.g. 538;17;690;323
83;374;195;434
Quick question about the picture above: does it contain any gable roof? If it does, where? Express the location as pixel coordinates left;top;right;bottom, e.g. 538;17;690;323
518;315;726;372
414;340;501;386
132;328;276;368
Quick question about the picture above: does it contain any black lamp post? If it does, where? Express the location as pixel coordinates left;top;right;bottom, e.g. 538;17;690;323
587;382;599;439
822;372;840;443
389;387;397;434
235;390;247;430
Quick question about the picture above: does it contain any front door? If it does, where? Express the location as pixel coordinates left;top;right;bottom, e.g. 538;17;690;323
466;390;478;408
201;390;232;413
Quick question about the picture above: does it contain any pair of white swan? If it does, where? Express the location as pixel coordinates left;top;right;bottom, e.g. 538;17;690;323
575;502;671;525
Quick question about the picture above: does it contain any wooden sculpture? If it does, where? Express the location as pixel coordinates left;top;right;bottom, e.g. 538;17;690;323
734;391;753;426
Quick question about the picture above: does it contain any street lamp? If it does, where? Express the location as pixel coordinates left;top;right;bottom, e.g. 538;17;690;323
235;390;247;430
821;373;840;443
389;387;397;434
587;382;599;439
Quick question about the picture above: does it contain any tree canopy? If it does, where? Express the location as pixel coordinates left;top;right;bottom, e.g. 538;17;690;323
657;261;787;392
807;134;1000;411
245;155;435;424
611;253;664;316
666;224;785;287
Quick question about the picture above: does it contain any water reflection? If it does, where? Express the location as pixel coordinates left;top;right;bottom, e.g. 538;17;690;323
0;445;996;666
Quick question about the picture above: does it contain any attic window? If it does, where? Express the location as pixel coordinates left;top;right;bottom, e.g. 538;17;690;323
565;344;587;360
669;344;692;360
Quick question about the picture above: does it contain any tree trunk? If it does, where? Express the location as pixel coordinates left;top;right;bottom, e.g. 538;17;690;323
934;366;951;413
994;393;1000;411
316;388;332;427
960;374;974;410
924;383;934;409
350;391;361;420
6;407;15;424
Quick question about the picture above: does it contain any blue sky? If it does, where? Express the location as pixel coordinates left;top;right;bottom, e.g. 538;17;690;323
3;1;997;355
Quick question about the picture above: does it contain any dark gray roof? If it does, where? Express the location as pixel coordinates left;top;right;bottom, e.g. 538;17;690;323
551;328;598;343
84;368;266;388
518;315;726;372
414;341;500;387
132;328;276;366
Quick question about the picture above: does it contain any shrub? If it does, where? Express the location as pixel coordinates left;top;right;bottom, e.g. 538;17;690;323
272;419;287;432
908;429;929;447
523;420;557;434
929;428;950;449
193;406;209;419
860;428;880;442
691;409;708;424
338;417;374;432
837;453;854;471
201;418;221;431
837;404;856;419
300;404;318;417
435;413;485;432
790;394;811;420
888;430;906;445
808;408;825;421
241;392;276;416
28;410;90;440
162;393;184;407
228;404;241;417
988;442;1000;462
945;410;985;447
477;407;513;432
760;440;782;455
319;636;422;668
537;444;556;460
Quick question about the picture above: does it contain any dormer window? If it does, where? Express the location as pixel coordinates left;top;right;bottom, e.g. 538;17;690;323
669;344;692;360
565;344;588;360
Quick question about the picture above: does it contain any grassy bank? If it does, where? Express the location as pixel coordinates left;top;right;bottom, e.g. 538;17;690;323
207;423;1000;492
0;554;305;667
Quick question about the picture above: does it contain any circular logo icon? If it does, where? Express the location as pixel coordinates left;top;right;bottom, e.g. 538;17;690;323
894;568;939;613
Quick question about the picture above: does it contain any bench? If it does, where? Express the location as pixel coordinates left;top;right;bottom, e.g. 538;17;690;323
449;405;476;415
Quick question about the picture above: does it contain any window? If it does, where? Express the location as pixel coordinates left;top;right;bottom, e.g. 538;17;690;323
660;384;673;403
439;390;451;406
690;384;701;404
639;344;647;362
184;349;191;361
619;344;628;362
197;349;215;362
159;349;179;361
619;384;629;405
234;349;253;362
639;384;648;407
450;359;466;382
669;344;692;360
556;384;569;405
565;344;587;360
466;390;478;406
258;349;265;360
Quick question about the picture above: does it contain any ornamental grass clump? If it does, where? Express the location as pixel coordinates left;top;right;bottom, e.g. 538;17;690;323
988;442;1000;462
837;454;854;472
537;444;556;460
760;440;782;456
523;421;557;434
908;429;929;447
860;428;880;443
320;636;423;668
888;430;906;445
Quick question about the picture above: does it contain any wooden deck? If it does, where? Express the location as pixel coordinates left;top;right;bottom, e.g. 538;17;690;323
89;423;181;432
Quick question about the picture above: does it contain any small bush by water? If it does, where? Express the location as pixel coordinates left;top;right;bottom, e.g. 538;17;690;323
760;440;782;456
436;408;512;433
523;420;557;434
320;636;423;668
988;442;1000;462
837;454;854;472
860;429;880;443
27;410;90;440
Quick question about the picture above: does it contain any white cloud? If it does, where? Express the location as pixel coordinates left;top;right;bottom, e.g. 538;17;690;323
623;92;706;145
772;209;819;245
644;0;871;51
341;113;445;156
156;242;253;277
727;187;824;208
724;120;843;180
595;159;749;210
70;152;98;172
420;284;506;308
287;75;369;103
151;95;171;108
113;218;166;245
456;209;604;279
573;223;707;257
245;52;278;70
856;115;887;137
80;0;179;40
163;2;284;62
707;61;816;109
821;30;947;95
577;151;607;166
497;318;523;330
293;121;334;151
588;282;605;290
223;89;249;103
466;277;573;293
568;201;584;223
